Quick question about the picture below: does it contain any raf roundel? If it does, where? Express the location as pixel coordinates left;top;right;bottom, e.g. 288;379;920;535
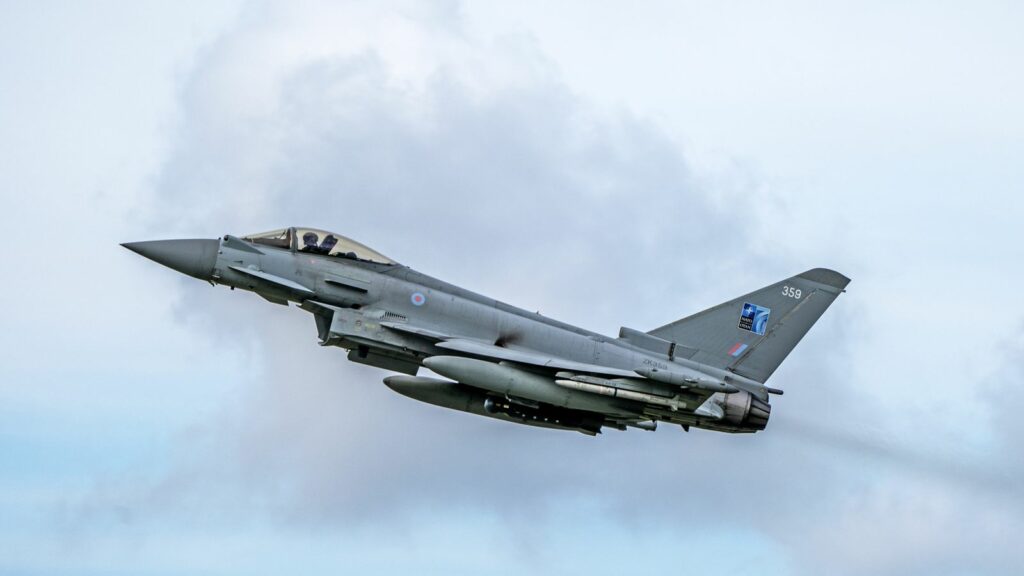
411;292;426;306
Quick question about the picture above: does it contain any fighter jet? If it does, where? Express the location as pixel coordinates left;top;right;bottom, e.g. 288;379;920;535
123;227;848;435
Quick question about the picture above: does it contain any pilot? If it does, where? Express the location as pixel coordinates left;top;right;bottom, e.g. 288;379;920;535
320;234;339;253
301;231;320;252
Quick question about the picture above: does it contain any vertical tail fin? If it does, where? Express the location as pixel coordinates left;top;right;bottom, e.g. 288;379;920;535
648;268;850;383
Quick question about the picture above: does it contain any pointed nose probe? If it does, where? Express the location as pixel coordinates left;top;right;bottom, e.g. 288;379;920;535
121;239;219;280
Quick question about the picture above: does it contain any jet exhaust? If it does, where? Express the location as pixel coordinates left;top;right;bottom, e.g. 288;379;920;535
722;391;772;431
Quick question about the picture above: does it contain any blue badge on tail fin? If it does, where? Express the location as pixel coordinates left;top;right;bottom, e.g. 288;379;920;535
738;302;770;335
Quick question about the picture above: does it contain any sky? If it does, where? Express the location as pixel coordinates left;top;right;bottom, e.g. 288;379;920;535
1;1;1022;574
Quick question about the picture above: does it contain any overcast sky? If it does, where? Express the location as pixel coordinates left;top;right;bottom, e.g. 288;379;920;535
2;1;1023;575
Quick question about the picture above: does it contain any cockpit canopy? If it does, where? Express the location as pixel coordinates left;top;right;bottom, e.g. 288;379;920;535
243;227;397;265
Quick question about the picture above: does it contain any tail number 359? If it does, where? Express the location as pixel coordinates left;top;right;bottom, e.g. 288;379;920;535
782;286;802;299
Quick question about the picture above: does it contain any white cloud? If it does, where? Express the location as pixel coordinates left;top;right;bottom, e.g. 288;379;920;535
4;1;1023;574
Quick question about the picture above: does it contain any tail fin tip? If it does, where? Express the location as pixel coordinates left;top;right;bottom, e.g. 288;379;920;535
646;267;850;383
798;268;850;291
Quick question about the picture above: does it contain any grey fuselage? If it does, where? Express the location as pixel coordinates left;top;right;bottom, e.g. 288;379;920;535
124;231;791;435
216;235;761;433
225;238;646;373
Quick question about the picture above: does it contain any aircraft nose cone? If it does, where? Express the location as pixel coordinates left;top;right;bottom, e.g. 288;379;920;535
122;239;219;280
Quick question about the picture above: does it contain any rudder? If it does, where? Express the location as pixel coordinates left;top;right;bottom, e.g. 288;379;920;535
647;268;850;383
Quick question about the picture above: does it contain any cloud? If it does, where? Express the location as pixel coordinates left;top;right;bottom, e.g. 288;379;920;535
137;0;772;520
131;0;864;526
73;1;1021;574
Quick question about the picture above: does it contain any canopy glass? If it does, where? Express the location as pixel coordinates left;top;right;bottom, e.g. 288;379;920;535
243;227;397;265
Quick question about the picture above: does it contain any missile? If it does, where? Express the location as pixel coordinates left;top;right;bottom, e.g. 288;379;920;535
658;357;777;400
553;378;689;411
421;355;631;414
634;367;739;394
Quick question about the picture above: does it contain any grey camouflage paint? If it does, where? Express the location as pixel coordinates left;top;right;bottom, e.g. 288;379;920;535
123;227;849;436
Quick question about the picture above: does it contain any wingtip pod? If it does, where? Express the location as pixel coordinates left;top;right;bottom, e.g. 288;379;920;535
798;268;851;291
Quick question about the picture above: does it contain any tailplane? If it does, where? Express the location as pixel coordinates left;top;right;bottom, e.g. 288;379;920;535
648;268;849;383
